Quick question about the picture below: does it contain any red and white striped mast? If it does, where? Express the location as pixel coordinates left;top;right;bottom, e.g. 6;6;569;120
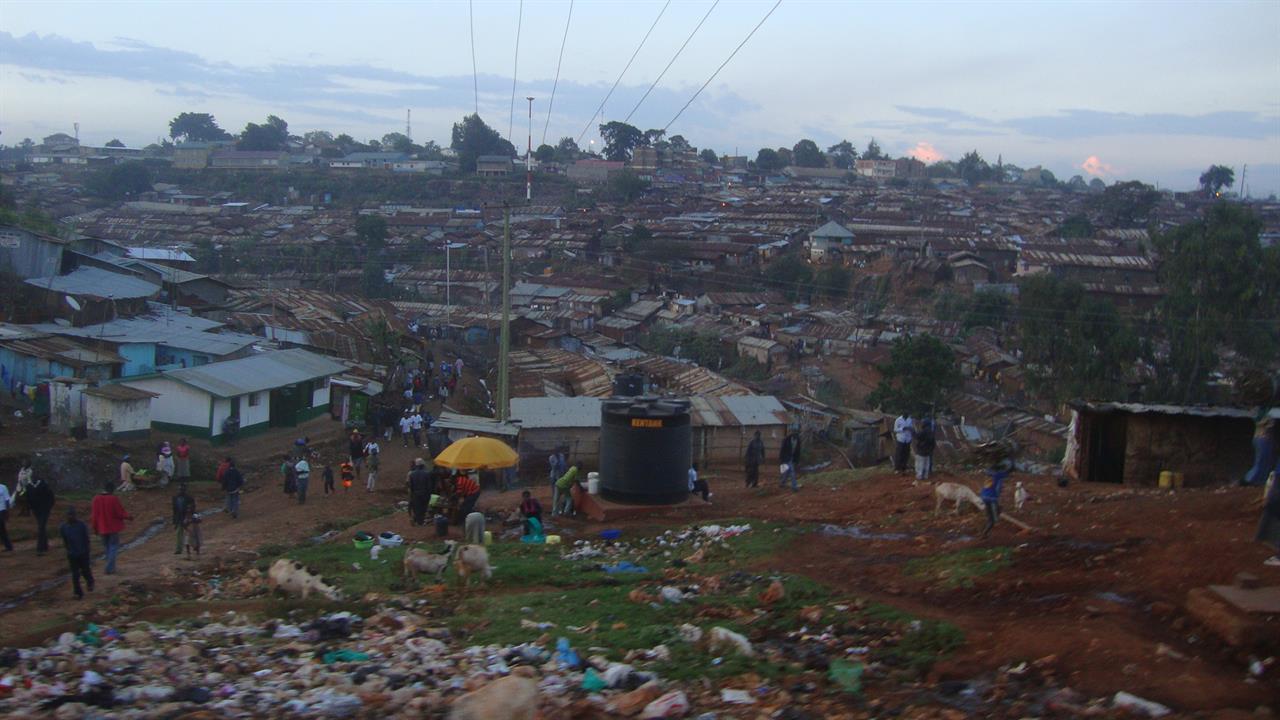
526;96;534;201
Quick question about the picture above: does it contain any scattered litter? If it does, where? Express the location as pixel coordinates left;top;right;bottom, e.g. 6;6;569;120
555;637;581;669
1112;691;1171;717
707;627;754;657
660;587;685;604
720;688;755;704
640;690;690;719
582;668;607;692
321;649;370;664
603;561;649;574
828;659;864;695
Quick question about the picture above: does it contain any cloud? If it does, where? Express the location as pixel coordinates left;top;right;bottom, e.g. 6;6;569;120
907;141;944;163
0;32;757;141
893;103;1279;141
1080;155;1117;177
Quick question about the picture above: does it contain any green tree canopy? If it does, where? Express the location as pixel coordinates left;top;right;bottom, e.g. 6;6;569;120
863;138;884;161
555;136;581;162
381;132;415;154
599;121;645;161
763;255;813;301
451;114;515;171
169;112;232;142
104;139;125;148
827;140;856;169
699;148;718;164
956;150;991;185
238;115;289;151
866;334;961;416
607;169;649;202
1088;180;1161;228
355;215;389;251
361;261;389;299
1058;214;1094;238
755;148;783;173
85;162;153;201
791;139;825;168
1198;165;1235;196
668;134;691;152
534;144;556;163
814;265;851;300
963;289;1012;330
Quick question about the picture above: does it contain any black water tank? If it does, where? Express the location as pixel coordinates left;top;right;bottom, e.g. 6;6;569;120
599;397;692;505
612;372;645;397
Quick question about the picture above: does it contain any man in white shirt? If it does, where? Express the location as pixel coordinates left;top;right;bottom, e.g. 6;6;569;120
399;412;413;448
893;414;915;475
409;412;424;448
363;440;381;492
294;458;311;504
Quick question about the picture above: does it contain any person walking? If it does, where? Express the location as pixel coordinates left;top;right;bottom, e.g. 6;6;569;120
59;507;94;599
399;411;413;448
913;417;937;483
554;463;580;516
779;430;802;492
323;463;336;496
409;411;424;449
221;459;244;519
745;431;765;488
294;457;311;504
364;439;381;492
348;430;365;481
281;455;297;497
156;443;175;487
892;413;915;475
89;482;129;574
215;456;231;487
14;459;33;516
26;474;56;555
0;478;12;552
688;463;711;503
407;458;433;526
980;459;1012;539
456;470;481;519
340;461;355;493
174;438;191;484
172;483;195;555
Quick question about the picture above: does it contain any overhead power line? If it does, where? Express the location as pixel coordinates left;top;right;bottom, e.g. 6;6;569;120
624;0;719;125
577;0;672;146
542;0;575;147
469;0;479;115
508;0;524;142
664;0;782;132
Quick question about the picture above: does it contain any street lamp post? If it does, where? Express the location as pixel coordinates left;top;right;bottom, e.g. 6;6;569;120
526;96;534;202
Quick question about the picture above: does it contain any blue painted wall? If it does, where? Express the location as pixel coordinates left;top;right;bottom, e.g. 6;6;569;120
118;343;156;377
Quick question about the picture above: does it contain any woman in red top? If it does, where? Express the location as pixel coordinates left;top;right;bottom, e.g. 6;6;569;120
174;438;191;482
90;481;130;574
455;471;481;519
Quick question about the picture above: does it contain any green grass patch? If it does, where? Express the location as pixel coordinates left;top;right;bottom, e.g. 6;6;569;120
904;547;1014;588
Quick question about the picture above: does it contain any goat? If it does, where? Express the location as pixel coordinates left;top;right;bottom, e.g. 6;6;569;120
453;543;494;588
1014;481;1029;510
403;540;457;585
267;558;341;601
933;481;984;515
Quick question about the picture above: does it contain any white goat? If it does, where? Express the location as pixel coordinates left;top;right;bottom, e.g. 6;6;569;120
403;541;457;585
267;558;342;601
453;544;494;588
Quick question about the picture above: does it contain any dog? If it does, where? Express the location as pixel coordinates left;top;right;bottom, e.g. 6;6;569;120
933;482;984;515
1014;481;1029;510
453;543;494;588
403;540;457;585
267;558;342;601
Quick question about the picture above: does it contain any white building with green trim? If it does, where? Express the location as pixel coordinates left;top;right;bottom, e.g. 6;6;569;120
119;348;347;444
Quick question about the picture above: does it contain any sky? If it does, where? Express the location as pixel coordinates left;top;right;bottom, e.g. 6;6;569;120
1;0;1278;194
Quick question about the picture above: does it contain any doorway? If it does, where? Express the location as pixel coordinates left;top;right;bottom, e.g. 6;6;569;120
1084;413;1127;483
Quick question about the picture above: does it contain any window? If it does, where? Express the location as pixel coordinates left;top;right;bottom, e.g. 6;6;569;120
247;393;260;407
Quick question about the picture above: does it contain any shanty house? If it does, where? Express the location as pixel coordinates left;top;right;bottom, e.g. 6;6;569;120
0;225;68;280
808;221;854;262
476;155;513;177
119;348;346;443
81;384;159;440
1064;402;1257;487
736;336;787;368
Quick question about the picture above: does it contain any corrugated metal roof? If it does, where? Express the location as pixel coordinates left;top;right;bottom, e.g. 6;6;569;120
33;312;259;357
158;348;346;398
509;396;602;429
26;267;160;299
432;411;520;437
83;385;159;401
720;395;791;426
1074;402;1257;419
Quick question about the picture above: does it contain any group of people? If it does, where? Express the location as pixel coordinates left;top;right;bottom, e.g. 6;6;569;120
740;429;804;493
891;413;938;482
405;457;482;530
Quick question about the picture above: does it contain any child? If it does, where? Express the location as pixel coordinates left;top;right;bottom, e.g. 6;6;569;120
340;461;355;493
980;459;1013;538
323;464;335;495
520;490;543;536
688;463;711;503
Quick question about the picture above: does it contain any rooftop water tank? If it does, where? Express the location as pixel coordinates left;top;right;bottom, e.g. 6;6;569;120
599;397;691;505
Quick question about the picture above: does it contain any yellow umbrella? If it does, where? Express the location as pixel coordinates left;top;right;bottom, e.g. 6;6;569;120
434;436;519;470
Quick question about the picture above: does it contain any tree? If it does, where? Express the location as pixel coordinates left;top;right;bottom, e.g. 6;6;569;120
791;139;825;168
535;144;556;163
304;130;334;147
360;261;389;299
104;139;125;148
755;148;783;173
827;140;856;169
381;132;415;154
85;162;153;201
1088;180;1161;228
1017;274;1139;404
763;256;813;301
927;160;958;178
1152;203;1278;401
643;129;666;147
418;140;445;160
238;115;289;151
699;148;718;165
814;265;851;300
169;112;232;142
775;147;793;166
668;134;691;152
1198;165;1235;196
555;136;581;163
956;150;990;185
866;334;961;416
963;289;1012;329
451;114;515;171
599;121;644;161
355;215;388;251
1058;214;1094;238
607;169;649;202
863;138;884;161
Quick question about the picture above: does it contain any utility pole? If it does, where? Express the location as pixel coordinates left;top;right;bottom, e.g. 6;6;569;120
526;96;534;202
445;239;451;327
497;205;512;423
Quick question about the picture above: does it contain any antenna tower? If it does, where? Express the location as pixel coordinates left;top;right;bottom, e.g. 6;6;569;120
406;110;412;141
